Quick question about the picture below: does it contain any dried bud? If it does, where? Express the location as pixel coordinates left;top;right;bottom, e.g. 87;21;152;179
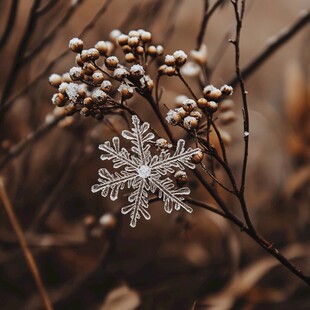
190;111;202;120
180;62;200;77
100;80;112;93
130;64;145;78
165;54;176;66
183;116;199;130
49;74;62;87
205;101;218;113
191;150;204;164
220;84;233;96
80;107;90;116
197;97;208;109
92;71;104;85
173;50;187;67
52;93;66;107
165;66;176;76
203;85;222;101
155;138;168;149
174;107;188;118
83;62;96;75
122;45;132;54
190;44;208;65
80;49;89;62
118;84;134;100
182;98;197;112
166;109;182;125
62;72;72;83
113;67;129;80
75;54;84;66
147;45;157;57
95;41;108;55
69;38;83;53
69;66;84;81
174;170;188;186
78;84;88;97
158;64;167;75
156;45;164;56
109;29;121;43
136;46;144;55
125;52;136;63
117;34;129;46
99;213;117;230
105;56;119;70
92;89;107;104
87;48;100;61
84;97;94;108
141;31;152;42
58;82;69;94
128;36;139;47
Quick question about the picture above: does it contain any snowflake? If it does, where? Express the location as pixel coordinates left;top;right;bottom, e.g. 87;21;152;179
91;115;200;227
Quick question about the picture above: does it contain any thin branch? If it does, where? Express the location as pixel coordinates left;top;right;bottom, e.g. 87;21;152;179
228;8;310;87
36;0;58;16
177;71;198;100
0;179;53;310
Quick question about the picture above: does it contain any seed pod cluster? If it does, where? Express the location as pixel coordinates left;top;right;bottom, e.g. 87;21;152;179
160;50;188;76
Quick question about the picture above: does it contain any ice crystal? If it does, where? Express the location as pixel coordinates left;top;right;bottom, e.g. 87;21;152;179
91;115;200;227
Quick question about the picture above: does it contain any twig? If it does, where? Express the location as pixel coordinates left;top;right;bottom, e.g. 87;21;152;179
36;0;58;16
228;8;310;87
0;179;53;310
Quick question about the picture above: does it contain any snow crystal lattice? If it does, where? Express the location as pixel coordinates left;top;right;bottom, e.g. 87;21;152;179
91;115;200;227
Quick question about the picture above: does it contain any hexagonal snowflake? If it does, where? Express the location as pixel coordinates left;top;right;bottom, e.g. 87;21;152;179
91;115;200;227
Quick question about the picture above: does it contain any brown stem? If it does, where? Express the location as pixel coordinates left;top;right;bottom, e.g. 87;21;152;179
0;179;53;310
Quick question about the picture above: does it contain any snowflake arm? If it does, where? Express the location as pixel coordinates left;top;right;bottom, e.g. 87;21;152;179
121;115;154;165
91;168;137;201
121;179;151;227
150;177;193;213
150;139;200;176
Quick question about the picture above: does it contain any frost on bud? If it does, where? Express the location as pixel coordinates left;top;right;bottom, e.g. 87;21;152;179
190;110;202;120
113;67;129;80
58;82;69;94
52;93;66;107
81;49;89;62
109;29;122;43
78;84;88;98
62;72;72;83
141;31;152;42
125;52;136;63
203;85;222;101
166;109;182;125
117;34;129;46
191;150;203;164
220;84;233;96
92;71;104;85
165;54;176;66
156;45;164;56
100;80;112;93
105;56;119;70
180;62;200;77
182;98;197;112
205;101;218;113
128;36;139;47
147;45;157;57
66;83;79;102
183;116;199;130
190;44;208;65
92;89;107;104
174;170;188;186
69;38;83;53
95;41;108;55
128;30;140;37
173;50;187;67
130;64;145;78
80;107;90;117
155;138;168;149
158;64;167;75
174;107;188;118
165;66;176;76
84;97;94;108
49;74;62;87
83;62;96;75
87;48;100;61
140;75;154;91
69;66;84;81
118;84;134;100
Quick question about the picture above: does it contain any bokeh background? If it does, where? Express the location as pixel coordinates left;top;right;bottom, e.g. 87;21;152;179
0;0;309;309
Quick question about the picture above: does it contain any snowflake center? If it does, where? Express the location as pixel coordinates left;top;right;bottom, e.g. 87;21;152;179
137;165;151;178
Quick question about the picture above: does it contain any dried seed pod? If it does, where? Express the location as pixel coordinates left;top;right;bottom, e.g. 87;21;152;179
191;150;203;164
190;110;202;120
58;82;69;94
87;48;100;61
95;41;108;55
128;36;139;47
220;84;233;96
128;30;140;37
165;54;176;66
84;97;94;108
158;64;167;75
118;84;134;100
182;99;197;112
183;116;199;130
78;84;88;98
173;50;187;67
203;85;222;101
140;31;152;42
80;49;89;62
83;62;96;75
147;45;157;57
69;66;84;81
166;110;182;125
205;101;218;113
122;45;132;53
190;44;208;65
125;52;136;63
136;46;144;55
92;71;104;85
80;107;90;116
155;138;168;149
113;67;129;80
174;107;188;118
100;80;112;93
92;89;107;104
105;56;119;70
118;34;129;46
174;170;188;186
75;54;84;66
52;93;66;107
109;29;121;43
130;64;145;78
49;74;62;87
165;66;176;76
156;45;164;56
62;72;72;83
197;97;208;109
69;38;83;53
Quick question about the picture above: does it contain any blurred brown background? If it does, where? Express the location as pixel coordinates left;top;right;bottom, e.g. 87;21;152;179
0;0;309;309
